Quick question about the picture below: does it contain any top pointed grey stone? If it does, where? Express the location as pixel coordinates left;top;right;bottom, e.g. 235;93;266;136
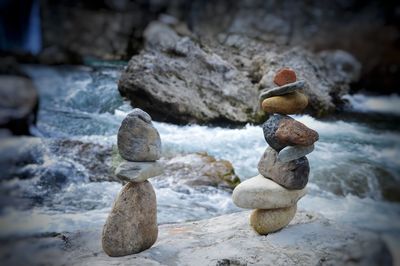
118;109;161;162
259;80;306;101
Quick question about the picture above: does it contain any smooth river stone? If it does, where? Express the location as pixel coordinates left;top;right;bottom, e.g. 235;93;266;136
117;108;161;161
258;147;309;190
278;144;314;163
261;91;308;114
250;205;297;235
232;174;307;209
274;68;297;86
102;181;158;257
115;161;163;182
262;114;319;151
259;80;305;100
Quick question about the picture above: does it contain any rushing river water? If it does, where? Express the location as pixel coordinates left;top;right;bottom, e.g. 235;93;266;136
0;62;400;240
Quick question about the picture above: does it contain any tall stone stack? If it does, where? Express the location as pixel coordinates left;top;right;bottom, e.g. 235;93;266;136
102;109;163;257
232;68;319;235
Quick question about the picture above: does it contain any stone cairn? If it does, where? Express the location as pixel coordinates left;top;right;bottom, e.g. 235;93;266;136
102;108;163;257
232;68;319;234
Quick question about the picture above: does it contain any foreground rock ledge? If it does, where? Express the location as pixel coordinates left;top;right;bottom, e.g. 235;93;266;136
6;210;392;266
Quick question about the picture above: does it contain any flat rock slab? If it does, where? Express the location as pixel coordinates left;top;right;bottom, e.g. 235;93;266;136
259;80;305;100
6;209;392;266
232;174;307;209
115;161;163;182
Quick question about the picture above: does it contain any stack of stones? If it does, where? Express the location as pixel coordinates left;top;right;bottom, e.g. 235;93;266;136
102;109;163;257
232;68;319;235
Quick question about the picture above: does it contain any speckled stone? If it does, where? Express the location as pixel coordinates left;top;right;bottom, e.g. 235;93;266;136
102;181;158;257
262;114;319;151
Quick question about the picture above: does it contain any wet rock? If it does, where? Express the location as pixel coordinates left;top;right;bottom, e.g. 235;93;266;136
117;109;161;161
102;181;158;257
262;114;319;151
154;153;240;190
0;75;38;135
257;147;309;190
259;80;305;100
250;205;297;235
232;175;306;209
273;68;297;86
261;91;308;114
115;161;163;182
278;145;314;163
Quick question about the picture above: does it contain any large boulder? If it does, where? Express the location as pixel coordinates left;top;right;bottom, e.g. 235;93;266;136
118;21;362;123
118;22;261;124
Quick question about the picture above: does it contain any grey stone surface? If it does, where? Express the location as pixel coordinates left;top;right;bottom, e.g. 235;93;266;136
259;80;305;100
117;109;161;161
115;161;163;182
232;174;307;209
5;209;393;266
102;181;158;257
258;147;309;190
278;144;314;163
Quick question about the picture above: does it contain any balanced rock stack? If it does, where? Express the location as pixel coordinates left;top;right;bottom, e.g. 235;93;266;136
232;68;319;235
102;108;163;257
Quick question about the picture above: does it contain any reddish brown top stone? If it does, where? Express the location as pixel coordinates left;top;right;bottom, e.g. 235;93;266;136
273;68;297;86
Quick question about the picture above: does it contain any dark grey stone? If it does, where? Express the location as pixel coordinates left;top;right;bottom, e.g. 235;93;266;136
258;147;309;190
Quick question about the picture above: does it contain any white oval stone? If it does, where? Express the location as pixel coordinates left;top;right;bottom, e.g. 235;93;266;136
232;175;307;209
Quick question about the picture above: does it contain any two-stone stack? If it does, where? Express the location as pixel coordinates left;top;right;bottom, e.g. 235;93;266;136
102;108;163;257
232;68;319;235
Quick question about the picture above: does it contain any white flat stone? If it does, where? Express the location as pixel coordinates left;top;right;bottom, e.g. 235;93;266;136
232;174;307;209
115;161;163;182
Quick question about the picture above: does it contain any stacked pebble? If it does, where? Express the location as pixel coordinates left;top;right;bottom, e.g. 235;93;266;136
102;109;163;257
232;68;319;235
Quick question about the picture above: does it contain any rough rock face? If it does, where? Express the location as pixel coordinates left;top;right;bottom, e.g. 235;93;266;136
118;21;361;123
0;75;38;135
102;181;158;257
4;210;393;265
119;22;260;124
